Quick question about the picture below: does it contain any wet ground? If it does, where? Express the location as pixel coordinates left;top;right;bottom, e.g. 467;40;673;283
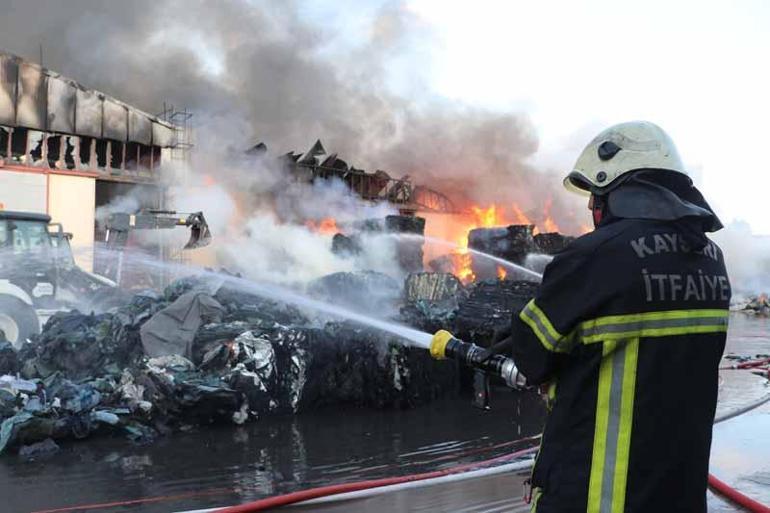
0;389;546;513
1;314;768;513
708;314;770;512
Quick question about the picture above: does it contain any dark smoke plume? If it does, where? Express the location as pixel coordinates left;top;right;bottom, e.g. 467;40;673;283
0;0;583;228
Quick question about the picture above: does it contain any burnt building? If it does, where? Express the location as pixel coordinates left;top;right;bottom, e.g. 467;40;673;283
0;50;184;270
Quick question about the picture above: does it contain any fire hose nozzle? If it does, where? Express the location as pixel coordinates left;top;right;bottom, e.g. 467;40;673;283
429;330;528;390
430;330;454;360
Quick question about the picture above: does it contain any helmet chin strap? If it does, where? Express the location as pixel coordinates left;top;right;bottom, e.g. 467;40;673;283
591;194;606;228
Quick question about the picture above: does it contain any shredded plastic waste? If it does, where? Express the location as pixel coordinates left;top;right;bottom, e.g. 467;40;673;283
0;271;536;455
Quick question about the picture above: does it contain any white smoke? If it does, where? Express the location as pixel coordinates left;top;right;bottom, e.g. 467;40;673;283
94;193;142;227
163;152;403;285
712;221;770;299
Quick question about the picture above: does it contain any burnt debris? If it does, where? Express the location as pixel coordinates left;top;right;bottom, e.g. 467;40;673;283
0;215;582;455
247;140;457;214
0;272;477;455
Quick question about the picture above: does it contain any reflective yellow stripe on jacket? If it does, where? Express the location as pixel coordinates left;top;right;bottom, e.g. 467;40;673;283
519;300;572;353
578;309;729;343
520;302;729;351
519;304;729;513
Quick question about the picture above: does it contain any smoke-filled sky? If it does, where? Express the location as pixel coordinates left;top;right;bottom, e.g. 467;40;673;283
0;0;768;233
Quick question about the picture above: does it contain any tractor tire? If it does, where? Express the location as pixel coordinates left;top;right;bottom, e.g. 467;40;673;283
0;295;40;349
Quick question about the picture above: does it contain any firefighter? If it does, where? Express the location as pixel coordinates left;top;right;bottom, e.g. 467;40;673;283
511;121;730;513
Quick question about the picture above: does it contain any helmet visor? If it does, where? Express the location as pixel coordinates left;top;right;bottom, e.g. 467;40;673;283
563;171;592;196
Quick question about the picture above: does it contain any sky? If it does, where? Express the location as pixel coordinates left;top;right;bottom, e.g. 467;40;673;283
342;0;770;233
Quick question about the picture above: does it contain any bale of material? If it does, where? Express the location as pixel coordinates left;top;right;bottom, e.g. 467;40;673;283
455;279;539;347
331;233;362;257
350;215;426;273
385;215;425;234
534;232;575;255
298;322;458;410
404;272;463;303
386;215;425;273
468;225;538;280
307;271;401;314
400;272;465;334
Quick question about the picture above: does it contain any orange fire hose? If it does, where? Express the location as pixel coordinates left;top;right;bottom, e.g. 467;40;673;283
708;474;770;513
213;446;538;513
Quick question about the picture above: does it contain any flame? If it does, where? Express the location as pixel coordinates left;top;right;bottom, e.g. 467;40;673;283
541;198;560;233
456;253;475;282
510;204;532;225
306;217;338;235
497;265;507;280
454;233;475;283
543;216;559;233
470;205;500;227
450;205;510;283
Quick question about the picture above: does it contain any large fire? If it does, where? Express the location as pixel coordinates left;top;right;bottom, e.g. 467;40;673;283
303;199;577;285
424;202;564;284
452;205;508;283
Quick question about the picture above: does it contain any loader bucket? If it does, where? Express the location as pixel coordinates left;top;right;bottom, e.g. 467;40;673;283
183;212;212;249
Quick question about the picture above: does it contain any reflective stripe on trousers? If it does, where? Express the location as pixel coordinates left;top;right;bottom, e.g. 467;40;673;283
588;338;640;513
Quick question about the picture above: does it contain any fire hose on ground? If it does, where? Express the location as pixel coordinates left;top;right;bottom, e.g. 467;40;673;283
211;446;539;513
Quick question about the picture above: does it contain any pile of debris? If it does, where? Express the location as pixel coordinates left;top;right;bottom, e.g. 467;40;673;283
0;204;549;457
735;294;770;315
0;273;470;456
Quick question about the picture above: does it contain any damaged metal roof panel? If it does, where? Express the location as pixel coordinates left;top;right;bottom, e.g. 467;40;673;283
0;50;182;147
152;120;177;147
75;87;103;138
129;110;152;146
16;61;47;130
103;98;128;141
0;54;18;126
298;139;326;164
46;73;76;133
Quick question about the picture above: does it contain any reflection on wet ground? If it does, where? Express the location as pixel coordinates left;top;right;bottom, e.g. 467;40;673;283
0;390;545;513
1;313;768;513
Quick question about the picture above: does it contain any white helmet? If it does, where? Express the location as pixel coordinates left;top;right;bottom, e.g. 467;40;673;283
564;121;687;195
